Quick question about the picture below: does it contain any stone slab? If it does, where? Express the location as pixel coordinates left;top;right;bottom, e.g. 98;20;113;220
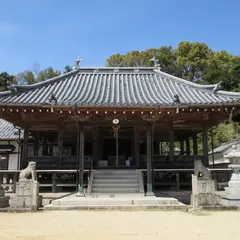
133;198;179;205
224;187;240;196
11;180;41;210
0;196;10;208
192;177;216;194
220;197;240;206
43;204;188;211
191;193;220;208
16;180;38;196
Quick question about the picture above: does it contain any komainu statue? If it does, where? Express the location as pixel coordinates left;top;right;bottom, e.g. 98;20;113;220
194;160;212;180
19;162;37;181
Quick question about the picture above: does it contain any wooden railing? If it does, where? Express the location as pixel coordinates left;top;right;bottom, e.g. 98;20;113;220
140;155;205;168
0;168;232;193
140;168;231;190
26;156;92;169
0;169;89;193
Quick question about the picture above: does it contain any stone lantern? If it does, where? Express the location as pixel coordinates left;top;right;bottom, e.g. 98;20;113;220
220;145;240;206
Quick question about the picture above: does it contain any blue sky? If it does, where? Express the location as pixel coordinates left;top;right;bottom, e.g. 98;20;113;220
0;0;240;75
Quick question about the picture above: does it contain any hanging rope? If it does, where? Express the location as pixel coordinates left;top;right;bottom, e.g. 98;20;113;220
112;125;120;138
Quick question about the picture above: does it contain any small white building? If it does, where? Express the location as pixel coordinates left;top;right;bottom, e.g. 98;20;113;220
0;119;22;170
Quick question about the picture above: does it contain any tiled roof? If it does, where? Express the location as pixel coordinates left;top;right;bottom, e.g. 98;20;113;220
0;119;23;140
208;139;240;154
0;67;240;107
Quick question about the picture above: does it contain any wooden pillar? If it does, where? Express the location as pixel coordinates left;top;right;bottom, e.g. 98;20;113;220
146;123;154;196
92;127;99;168
186;137;190;155
22;122;29;169
134;127;140;168
169;123;174;162
77;123;85;196
202;122;209;167
180;140;184;155
52;173;57;193
58;127;63;168
210;128;215;168
43;137;48;156
33;132;39;156
192;134;198;155
151;125;155;191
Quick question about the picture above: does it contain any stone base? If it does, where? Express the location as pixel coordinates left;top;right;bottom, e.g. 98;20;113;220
145;191;155;197
44;194;187;211
76;192;85;197
220;197;240;206
0;196;10;208
191;193;220;208
11;195;42;209
10;180;41;210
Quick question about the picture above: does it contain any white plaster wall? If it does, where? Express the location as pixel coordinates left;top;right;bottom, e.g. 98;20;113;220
0;140;21;170
8;141;20;170
8;153;19;170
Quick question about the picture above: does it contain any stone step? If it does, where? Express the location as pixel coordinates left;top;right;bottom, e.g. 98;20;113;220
87;193;145;198
94;179;139;183
44;204;187;211
224;187;240;195
48;196;184;208
51;196;179;205
94;175;138;179
92;183;139;188
92;187;140;193
93;170;138;175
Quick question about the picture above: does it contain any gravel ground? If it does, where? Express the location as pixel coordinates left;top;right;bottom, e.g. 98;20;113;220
0;210;240;240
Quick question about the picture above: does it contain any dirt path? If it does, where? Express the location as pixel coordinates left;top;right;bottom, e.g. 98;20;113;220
0;211;240;240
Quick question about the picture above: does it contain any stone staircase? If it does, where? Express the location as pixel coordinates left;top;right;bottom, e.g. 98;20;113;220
87;170;145;197
43;169;187;210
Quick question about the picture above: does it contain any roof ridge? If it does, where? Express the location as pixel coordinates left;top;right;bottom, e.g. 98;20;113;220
0;70;79;96
209;138;240;154
154;69;219;90
154;69;240;98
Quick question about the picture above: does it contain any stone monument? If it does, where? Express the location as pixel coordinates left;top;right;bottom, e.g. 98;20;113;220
220;145;240;206
11;162;42;211
191;160;220;208
0;184;10;208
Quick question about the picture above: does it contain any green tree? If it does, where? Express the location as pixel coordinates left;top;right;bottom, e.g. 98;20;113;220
0;72;15;91
36;67;61;82
212;122;240;148
107;46;181;76
175;41;212;82
64;65;72;73
16;71;35;85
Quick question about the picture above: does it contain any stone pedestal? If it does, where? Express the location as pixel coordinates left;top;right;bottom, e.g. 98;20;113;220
191;175;220;208
219;145;240;206
11;180;42;211
220;164;240;206
0;186;10;208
